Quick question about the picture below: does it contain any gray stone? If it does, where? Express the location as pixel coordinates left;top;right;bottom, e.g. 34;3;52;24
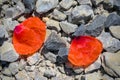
0;42;19;62
1;68;12;76
0;75;15;80
85;56;101;73
86;15;106;37
103;0;114;9
44;68;56;78
0;26;8;38
73;24;86;37
71;5;94;24
2;18;19;32
91;0;103;5
15;70;30;80
36;0;58;14
115;78;120;80
102;74;114;80
77;0;92;5
44;52;57;63
52;9;67;21
73;67;84;74
18;59;26;70
85;71;102;80
25;66;35;72
9;62;19;75
34;72;47;80
114;0;120;10
27;52;40;65
5;1;25;18
44;32;66;51
109;26;120;39
104;12;120;28
97;31;120;52
57;47;68;63
22;0;35;13
60;21;78;35
101;51;120;77
46;19;61;32
59;0;75;10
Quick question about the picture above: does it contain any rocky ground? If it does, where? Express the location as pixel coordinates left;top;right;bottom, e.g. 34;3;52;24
0;0;120;80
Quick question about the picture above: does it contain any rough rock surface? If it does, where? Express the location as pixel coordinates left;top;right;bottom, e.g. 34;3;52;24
101;51;120;77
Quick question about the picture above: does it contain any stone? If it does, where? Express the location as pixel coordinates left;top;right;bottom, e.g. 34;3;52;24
71;5;94;24
73;67;84;74
60;21;78;35
101;51;120;77
15;70;30;80
91;0;103;5
45;18;61;32
18;59;27;70
36;0;58;14
5;1;25;18
27;52;40;65
85;15;106;37
34;72;47;80
22;0;35;13
0;26;8;38
2;18;19;32
0;42;19;62
9;62;19;75
25;66;35;72
104;12;120;28
97;31;120;52
52;9;67;21
77;0;92;5
85;56;101;73
59;0;75;10
102;74;114;80
44;51;57;63
1;68;12;76
72;24;86;37
0;26;8;46
109;26;120;39
44;68;56;78
115;78;120;80
44;32;66;51
103;0;114;9
0;75;15;80
114;0;120;10
57;47;68;63
85;71;102;80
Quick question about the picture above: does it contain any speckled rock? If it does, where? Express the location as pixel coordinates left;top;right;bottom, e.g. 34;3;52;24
1;68;12;76
85;15;106;37
77;0;92;5
101;51;120;77
71;5;94;24
104;12;120;28
9;62;19;75
85;71;102;80
0;42;19;62
59;0;75;10
44;67;56;78
15;70;30;80
109;26;120;39
2;18;19;32
0;75;15;80
52;9;67;21
73;24;86;36
36;0;58;14
44;32;66;51
91;0;103;5
97;31;120;52
22;0;36;13
27;52;40;65
45;18;61;32
60;21;78;35
102;74;114;80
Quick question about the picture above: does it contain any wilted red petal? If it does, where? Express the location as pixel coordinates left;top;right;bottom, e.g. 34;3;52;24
68;36;103;68
13;17;46;56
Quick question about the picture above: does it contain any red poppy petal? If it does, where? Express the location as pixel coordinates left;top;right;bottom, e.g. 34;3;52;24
68;36;103;68
13;17;46;56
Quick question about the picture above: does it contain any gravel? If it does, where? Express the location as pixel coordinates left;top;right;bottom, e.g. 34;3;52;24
36;0;58;14
9;62;19;75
